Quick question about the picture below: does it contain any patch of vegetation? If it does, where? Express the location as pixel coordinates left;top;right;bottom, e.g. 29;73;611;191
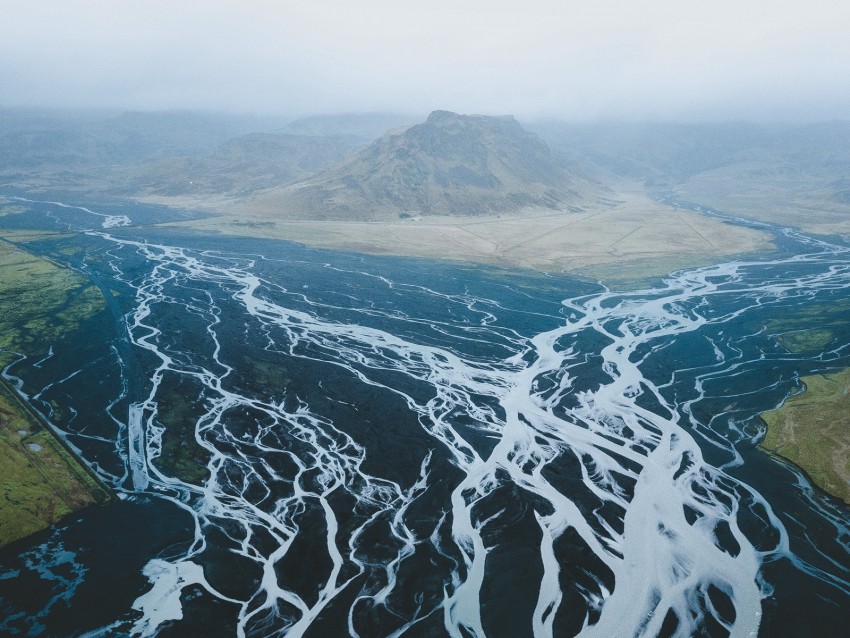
0;238;105;366
776;330;834;353
760;369;850;503
240;354;293;393
766;299;850;353
0;229;74;243
0;237;113;545
151;354;291;484
151;376;211;484
0;380;111;547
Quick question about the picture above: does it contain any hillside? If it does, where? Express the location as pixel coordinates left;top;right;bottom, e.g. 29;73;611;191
244;111;601;220
0;108;291;191
529;121;850;232
124;132;366;197
122;113;419;197
5;107;847;235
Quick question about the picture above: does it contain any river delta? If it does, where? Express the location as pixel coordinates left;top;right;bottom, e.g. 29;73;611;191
0;194;848;637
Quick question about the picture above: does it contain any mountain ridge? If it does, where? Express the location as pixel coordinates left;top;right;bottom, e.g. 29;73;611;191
244;110;599;220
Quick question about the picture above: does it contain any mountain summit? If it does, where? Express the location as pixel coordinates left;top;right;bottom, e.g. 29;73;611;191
247;110;593;219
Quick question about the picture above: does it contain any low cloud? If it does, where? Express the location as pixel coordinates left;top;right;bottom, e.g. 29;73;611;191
1;0;848;120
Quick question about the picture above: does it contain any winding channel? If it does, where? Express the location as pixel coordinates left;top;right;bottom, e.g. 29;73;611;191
2;199;850;637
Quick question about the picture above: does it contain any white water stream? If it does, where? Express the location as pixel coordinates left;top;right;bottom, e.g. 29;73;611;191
84;227;850;638
3;198;849;637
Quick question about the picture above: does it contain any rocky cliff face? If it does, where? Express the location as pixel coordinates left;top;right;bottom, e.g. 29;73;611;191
247;110;596;219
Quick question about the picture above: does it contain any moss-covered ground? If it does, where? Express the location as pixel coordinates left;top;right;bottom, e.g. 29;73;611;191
761;369;850;503
0;236;112;546
766;299;850;354
0;380;112;547
152;375;211;485
0;237;105;367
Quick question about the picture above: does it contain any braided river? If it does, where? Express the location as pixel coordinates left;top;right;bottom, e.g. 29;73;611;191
1;197;848;637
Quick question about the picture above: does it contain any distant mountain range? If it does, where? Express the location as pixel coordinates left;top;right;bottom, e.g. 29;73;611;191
281;112;416;138
2;107;849;228
528;120;850;218
245;110;597;219
124;132;367;197
0;109;282;168
123;113;421;197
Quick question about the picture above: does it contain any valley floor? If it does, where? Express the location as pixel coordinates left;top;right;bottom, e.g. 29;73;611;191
153;187;774;286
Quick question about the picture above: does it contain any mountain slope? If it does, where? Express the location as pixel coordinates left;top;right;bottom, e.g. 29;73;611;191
528;120;850;230
124;132;367;197
246;111;599;220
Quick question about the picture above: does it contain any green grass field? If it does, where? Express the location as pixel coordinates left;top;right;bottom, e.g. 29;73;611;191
761;369;850;503
0;236;112;546
0;380;111;547
0;236;105;366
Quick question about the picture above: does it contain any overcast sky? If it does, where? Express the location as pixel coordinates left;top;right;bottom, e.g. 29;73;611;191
2;0;848;121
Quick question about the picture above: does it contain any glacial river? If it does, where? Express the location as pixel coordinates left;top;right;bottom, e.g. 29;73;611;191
1;197;849;637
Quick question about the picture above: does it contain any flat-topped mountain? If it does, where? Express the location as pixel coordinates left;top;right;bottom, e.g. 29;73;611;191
246;110;597;219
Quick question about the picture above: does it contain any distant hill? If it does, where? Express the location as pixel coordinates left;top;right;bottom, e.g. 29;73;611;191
527;120;850;230
6;106;847;233
125;132;367;197
119;113;417;197
246;110;598;219
527;121;850;182
0;108;293;191
0;109;284;169
282;112;415;139
123;115;421;197
0;108;414;197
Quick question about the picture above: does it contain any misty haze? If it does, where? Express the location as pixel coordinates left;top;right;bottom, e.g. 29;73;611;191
1;2;849;637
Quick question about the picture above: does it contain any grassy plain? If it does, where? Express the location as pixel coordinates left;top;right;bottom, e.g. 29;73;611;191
0;235;105;366
761;369;850;503
0;380;111;547
158;188;773;286
0;235;112;546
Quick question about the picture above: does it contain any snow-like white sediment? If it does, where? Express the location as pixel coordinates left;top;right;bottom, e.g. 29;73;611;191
12;197;131;228
76;223;850;637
